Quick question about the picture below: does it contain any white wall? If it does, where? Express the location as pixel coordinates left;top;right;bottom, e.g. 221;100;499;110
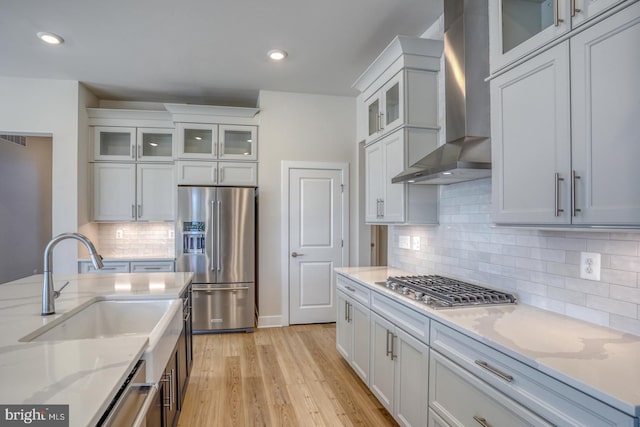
256;90;356;326
0;77;84;274
0;136;52;282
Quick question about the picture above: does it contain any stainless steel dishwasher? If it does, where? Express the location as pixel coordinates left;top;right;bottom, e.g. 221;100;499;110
97;360;158;427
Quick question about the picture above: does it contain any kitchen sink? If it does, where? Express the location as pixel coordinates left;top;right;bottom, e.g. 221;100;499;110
22;299;177;342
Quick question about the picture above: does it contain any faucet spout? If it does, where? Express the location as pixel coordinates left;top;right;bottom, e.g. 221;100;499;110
42;232;103;316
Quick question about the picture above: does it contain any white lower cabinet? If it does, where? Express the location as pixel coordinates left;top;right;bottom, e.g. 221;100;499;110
370;311;429;427
429;350;552;427
336;290;370;384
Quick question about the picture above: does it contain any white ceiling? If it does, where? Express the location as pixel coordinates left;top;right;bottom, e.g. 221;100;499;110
0;0;442;106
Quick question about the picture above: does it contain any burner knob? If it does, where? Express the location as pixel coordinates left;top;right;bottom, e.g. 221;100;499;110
422;296;431;305
401;287;410;295
389;283;398;291
414;292;424;301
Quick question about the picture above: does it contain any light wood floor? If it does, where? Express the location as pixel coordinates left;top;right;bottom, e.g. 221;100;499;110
177;324;398;427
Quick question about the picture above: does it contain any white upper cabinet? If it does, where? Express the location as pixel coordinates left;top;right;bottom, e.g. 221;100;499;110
491;43;571;224
93;126;136;161
93;126;174;162
219;125;257;161
93;163;175;222
365;72;404;143
570;1;640;224
177;123;258;161
176;123;218;160
137;128;175;161
354;36;442;145
489;0;628;73
491;2;640;226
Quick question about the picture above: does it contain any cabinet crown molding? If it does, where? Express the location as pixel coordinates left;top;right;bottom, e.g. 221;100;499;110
352;35;443;93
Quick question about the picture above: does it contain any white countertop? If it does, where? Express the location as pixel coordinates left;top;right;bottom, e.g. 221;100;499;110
336;266;640;418
0;272;193;427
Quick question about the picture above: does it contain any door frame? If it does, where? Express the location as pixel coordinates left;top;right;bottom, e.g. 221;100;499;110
280;161;350;326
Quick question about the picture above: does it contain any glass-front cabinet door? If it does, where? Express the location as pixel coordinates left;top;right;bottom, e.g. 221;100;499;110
489;0;570;72
176;123;218;159
137;128;174;161
219;125;257;160
382;73;403;133
367;96;381;141
93;126;136;161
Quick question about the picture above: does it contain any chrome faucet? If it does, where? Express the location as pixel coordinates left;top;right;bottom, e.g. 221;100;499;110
42;232;104;316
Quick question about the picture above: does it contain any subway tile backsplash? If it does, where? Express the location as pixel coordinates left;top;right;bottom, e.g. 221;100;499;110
388;178;640;336
95;223;175;259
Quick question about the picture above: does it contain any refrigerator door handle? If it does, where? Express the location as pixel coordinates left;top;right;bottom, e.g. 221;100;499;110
216;200;221;272
210;200;216;272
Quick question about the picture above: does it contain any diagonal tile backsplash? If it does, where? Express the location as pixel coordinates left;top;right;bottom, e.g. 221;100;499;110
388;178;640;335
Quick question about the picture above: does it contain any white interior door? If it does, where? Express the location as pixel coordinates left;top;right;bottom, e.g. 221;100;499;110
288;166;346;324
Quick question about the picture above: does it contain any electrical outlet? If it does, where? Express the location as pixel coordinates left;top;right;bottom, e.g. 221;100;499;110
168;229;175;239
116;229;123;239
399;235;411;249
412;236;421;251
580;252;601;281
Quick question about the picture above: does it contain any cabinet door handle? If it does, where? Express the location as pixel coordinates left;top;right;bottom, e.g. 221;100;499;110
473;415;491;427
138;144;142;159
348;302;352;323
571;0;581;16
379;199;384;219
554;173;564;217
220;167;225;183
390;333;397;360
344;300;349;321
379;112;384;131
571;170;581;217
475;360;514;382
385;329;392;357
137;204;142;218
131;144;135;159
554;0;564;26
131;204;136;219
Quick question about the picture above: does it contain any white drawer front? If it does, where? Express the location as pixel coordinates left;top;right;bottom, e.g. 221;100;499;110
336;274;370;307
130;261;175;273
429;349;552;427
79;261;130;274
371;291;429;345
430;322;635;427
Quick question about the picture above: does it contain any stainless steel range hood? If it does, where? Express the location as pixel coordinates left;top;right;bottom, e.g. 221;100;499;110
393;0;491;185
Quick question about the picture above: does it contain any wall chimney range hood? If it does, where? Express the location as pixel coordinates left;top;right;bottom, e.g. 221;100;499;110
393;0;491;185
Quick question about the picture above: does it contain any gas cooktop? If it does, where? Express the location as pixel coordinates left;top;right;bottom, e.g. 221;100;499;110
378;275;517;309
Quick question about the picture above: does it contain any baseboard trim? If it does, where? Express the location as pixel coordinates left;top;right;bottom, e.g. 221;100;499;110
257;315;282;328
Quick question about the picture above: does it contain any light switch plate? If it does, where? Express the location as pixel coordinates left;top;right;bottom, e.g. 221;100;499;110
580;252;601;281
412;236;421;251
399;235;410;249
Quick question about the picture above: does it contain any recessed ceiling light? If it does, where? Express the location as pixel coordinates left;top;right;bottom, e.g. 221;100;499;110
442;172;453;175
37;32;64;45
149;142;158;147
268;49;287;61
195;136;202;140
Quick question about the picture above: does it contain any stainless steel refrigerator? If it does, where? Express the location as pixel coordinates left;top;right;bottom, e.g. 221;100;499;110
176;186;256;333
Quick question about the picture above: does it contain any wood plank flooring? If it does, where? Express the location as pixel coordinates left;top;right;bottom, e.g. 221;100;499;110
177;324;398;427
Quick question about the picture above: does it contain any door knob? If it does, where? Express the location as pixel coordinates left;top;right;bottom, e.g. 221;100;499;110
291;252;305;258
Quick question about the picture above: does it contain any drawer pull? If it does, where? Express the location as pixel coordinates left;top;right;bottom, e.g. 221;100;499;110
475;360;513;382
345;285;355;293
473;415;491;427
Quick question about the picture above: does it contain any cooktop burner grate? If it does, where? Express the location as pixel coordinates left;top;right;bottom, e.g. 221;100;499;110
383;275;517;309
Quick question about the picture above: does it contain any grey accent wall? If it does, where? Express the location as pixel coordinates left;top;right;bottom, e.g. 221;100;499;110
388;178;640;336
0;136;52;282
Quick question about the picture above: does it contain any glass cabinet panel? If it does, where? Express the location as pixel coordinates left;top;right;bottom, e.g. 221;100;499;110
176;124;217;159
184;128;213;154
385;82;400;125
93;126;135;161
502;0;555;53
368;98;380;138
219;125;257;160
138;128;174;161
